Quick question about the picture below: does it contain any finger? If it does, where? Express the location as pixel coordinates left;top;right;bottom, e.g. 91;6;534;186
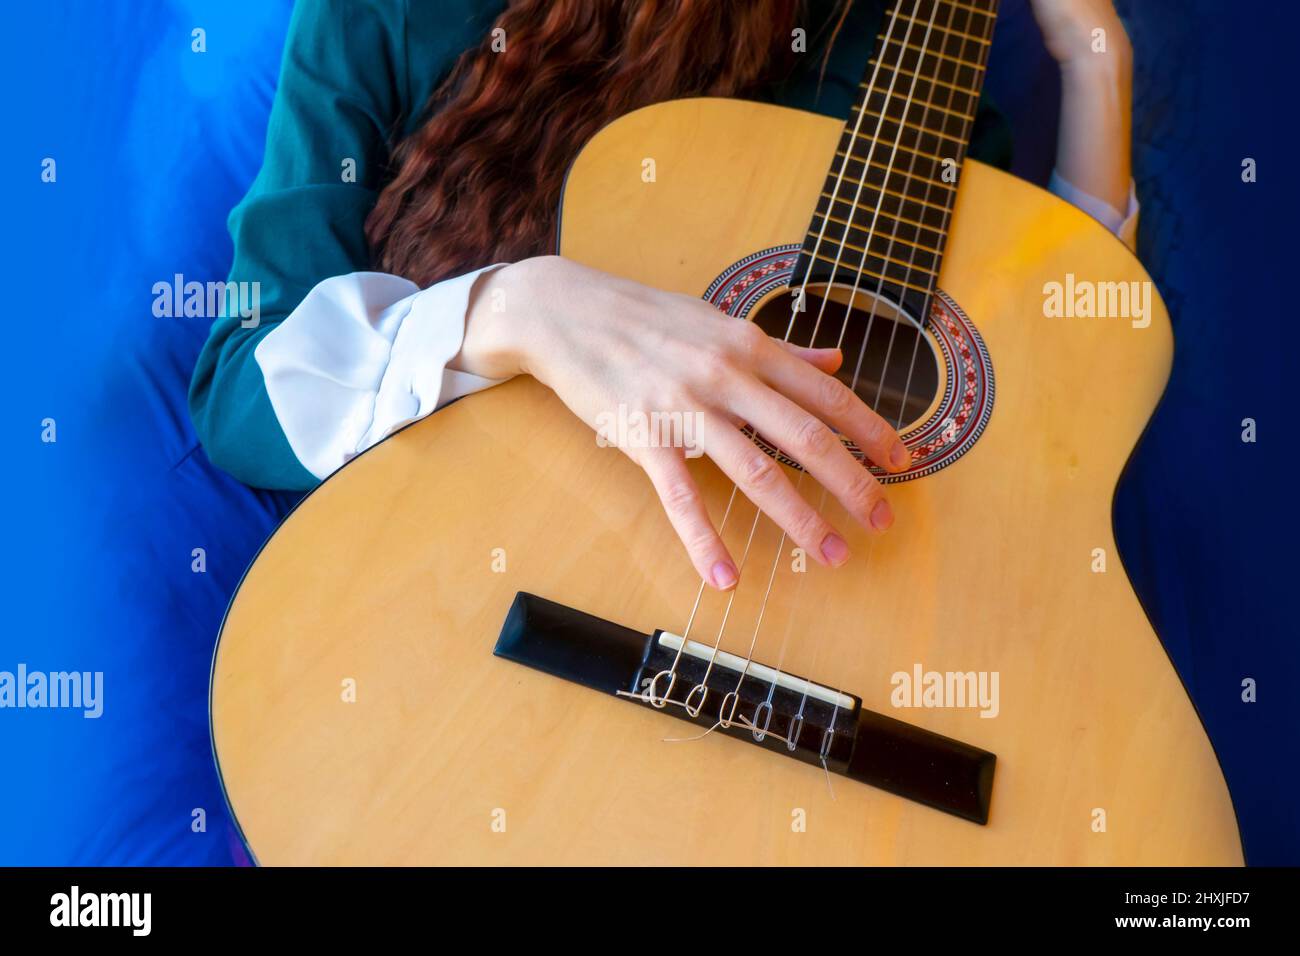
775;341;843;375
703;415;852;567
757;344;912;474
726;379;894;534
640;449;738;590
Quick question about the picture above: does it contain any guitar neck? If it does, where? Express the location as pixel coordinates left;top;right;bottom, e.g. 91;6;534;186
794;0;1000;322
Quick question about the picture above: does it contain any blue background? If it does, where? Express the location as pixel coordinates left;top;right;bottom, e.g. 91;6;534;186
1;1;1293;864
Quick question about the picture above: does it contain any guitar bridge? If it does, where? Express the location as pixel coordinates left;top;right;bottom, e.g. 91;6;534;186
494;592;995;824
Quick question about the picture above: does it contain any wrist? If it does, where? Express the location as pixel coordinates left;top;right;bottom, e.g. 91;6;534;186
1058;38;1132;87
454;259;551;380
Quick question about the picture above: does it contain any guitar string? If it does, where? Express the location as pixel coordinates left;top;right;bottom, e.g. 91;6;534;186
645;487;739;708
645;0;915;709
775;2;997;762
660;0;928;719
754;0;956;717
646;1;994;752
889;8;996;431
847;0;983;411
848;0;977;423
801;0;924;347
780;0;982;743
732;0;959;752
685;5;997;774
681;487;766;717
717;0;944;738
647;0;943;732
672;0;961;756
703;0;997;760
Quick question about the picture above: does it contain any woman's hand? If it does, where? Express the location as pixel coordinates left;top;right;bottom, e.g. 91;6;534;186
1029;0;1134;217
456;255;910;590
1028;0;1131;71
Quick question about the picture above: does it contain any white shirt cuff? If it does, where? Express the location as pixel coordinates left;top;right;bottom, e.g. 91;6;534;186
366;265;508;449
255;265;509;480
1049;170;1140;251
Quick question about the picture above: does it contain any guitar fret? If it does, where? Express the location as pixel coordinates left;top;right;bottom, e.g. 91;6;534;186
832;141;958;187
813;201;949;249
856;85;974;149
808;231;940;277
877;35;985;72
842;132;946;166
940;0;998;20
808;253;934;295
822;161;956;213
852;108;969;147
817;174;954;241
894;12;991;47
805;227;941;277
821;184;949;219
811;208;947;250
941;10;985;52
876;20;995;89
862;88;970;124
795;1;1000;299
811;217;946;260
831;148;958;195
813;212;946;257
875;48;981;94
861;67;980;103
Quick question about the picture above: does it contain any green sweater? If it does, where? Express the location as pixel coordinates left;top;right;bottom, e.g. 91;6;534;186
189;0;1011;490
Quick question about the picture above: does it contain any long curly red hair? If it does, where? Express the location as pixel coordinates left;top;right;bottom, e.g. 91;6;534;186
366;0;817;286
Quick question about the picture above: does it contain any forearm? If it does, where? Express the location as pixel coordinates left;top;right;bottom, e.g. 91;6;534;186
1055;50;1133;214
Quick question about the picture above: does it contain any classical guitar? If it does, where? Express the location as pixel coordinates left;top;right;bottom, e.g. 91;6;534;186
210;0;1241;864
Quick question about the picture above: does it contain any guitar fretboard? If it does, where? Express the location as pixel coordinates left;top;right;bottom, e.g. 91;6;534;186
793;0;999;324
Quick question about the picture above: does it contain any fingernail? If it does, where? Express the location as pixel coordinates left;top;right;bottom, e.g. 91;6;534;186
889;443;911;470
870;499;894;531
710;560;738;590
820;533;850;566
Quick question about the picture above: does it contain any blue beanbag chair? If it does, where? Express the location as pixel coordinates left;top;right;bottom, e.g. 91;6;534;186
1;0;300;865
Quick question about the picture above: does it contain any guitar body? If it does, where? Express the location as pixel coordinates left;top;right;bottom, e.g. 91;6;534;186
211;98;1241;864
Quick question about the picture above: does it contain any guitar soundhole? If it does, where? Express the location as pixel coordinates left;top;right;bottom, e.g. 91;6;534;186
751;287;940;430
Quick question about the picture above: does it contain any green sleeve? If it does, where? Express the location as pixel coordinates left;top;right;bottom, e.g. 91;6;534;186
190;0;503;489
188;0;412;490
188;0;408;489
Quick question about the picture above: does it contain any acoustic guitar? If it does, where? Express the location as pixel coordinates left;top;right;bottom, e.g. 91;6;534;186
210;0;1242;864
